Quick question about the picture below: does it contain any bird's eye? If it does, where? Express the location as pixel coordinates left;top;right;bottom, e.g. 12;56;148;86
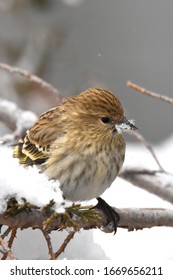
101;117;110;123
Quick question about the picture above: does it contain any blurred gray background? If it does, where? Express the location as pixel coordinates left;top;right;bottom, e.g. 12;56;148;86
0;0;173;143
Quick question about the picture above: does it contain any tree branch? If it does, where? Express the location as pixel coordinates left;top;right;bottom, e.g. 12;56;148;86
127;80;173;105
0;236;16;260
54;231;76;259
41;230;56;260
0;63;63;101
119;168;173;204
0;205;173;234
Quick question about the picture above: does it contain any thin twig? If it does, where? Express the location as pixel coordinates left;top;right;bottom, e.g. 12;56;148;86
54;231;76;259
127;81;166;171
127;80;173;105
0;63;63;102
0;227;11;239
41;230;56;260
129;130;165;171
0;237;16;260
8;228;17;249
1;228;17;260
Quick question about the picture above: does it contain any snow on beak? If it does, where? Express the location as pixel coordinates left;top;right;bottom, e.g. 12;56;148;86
115;117;138;133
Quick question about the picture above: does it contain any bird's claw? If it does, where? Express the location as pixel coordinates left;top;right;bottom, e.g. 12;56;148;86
93;197;119;234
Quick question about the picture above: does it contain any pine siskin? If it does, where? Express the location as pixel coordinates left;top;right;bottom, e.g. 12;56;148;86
13;88;138;231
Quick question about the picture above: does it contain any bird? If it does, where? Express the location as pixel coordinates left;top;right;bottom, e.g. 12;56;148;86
13;87;138;232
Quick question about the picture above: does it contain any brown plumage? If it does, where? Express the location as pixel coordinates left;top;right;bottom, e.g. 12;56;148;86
13;88;137;202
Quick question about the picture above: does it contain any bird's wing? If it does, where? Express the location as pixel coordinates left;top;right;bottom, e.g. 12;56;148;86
13;107;62;166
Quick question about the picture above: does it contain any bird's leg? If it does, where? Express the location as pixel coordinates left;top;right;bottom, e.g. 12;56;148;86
94;197;119;234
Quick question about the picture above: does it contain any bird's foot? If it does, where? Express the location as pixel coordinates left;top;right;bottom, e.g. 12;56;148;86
94;197;119;234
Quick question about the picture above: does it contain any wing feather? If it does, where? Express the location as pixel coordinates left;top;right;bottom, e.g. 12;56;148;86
13;106;62;166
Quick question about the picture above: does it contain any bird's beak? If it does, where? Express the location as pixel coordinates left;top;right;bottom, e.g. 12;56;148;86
115;117;138;133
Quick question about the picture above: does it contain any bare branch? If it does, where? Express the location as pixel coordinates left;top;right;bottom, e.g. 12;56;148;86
54;231;76;259
129;130;165;172
127;80;173;105
8;228;17;249
116;207;173;230
0;63;63;102
0;236;16;260
41;230;56;260
120;168;173;204
0;227;11;239
1;228;17;260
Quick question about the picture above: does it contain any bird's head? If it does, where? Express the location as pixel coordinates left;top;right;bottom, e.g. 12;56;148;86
62;88;138;142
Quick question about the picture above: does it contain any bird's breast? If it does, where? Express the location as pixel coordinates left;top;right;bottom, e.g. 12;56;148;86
44;134;125;201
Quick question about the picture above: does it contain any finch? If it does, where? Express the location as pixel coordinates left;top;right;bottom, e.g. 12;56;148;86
13;88;138;231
